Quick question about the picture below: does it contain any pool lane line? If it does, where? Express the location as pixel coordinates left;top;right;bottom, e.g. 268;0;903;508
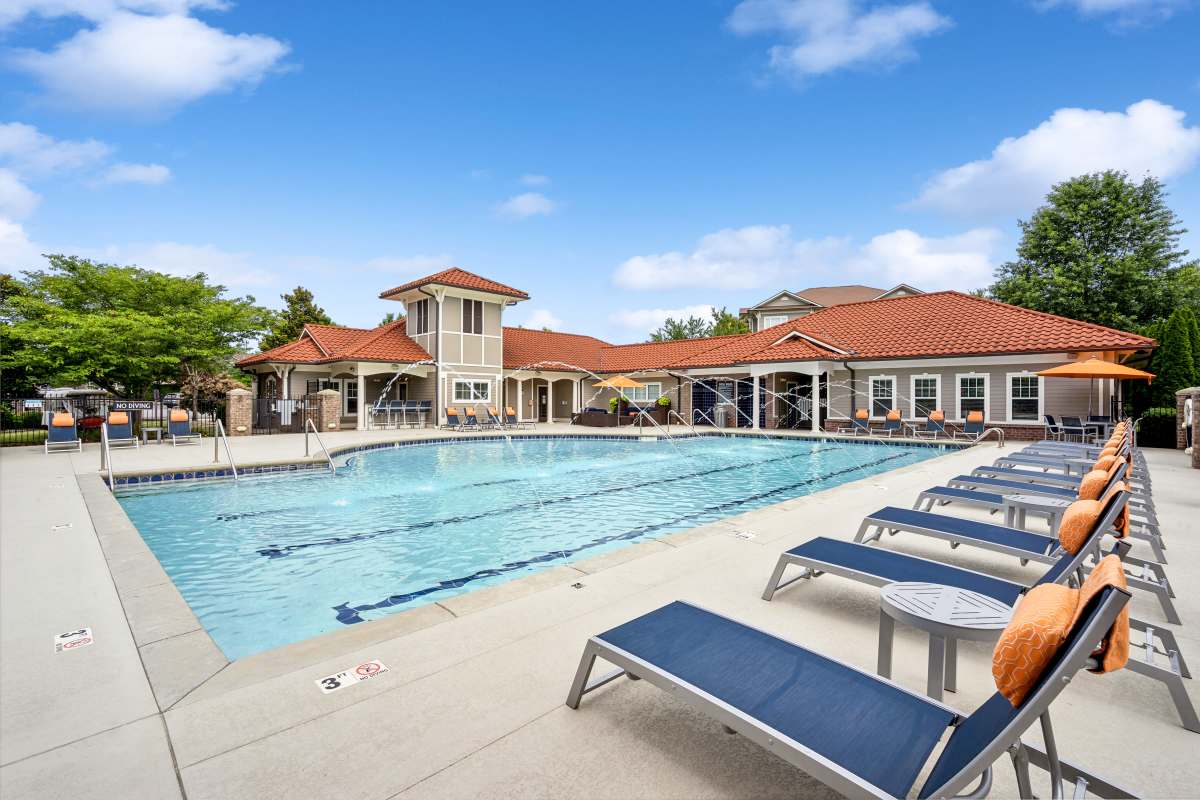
329;451;911;625
254;442;871;559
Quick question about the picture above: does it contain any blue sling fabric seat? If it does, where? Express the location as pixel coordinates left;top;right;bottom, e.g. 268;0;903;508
856;505;1060;560
949;474;1079;498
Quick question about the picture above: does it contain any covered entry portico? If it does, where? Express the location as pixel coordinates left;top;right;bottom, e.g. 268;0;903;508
506;370;582;423
246;360;435;430
748;361;838;432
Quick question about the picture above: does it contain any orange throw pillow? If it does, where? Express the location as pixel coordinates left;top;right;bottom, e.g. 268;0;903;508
886;409;901;421
929;410;944;422
108;412;129;425
1058;499;1101;554
993;583;1077;706
855;409;868;420
51;412;74;427
967;410;984;424
169;409;188;422
1072;555;1130;673
1076;470;1108;501
1099;446;1118;459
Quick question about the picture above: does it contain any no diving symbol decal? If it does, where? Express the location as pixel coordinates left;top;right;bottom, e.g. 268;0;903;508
316;660;389;694
54;628;93;653
355;662;381;678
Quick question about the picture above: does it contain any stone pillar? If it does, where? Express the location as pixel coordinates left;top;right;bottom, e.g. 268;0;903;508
226;388;252;436
315;389;342;432
1175;388;1196;450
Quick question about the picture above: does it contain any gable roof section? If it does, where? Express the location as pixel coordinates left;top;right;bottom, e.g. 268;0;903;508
503;327;611;372
379;267;530;300
237;318;431;367
744;289;820;312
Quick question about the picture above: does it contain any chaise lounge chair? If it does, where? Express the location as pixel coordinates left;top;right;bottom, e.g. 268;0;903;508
168;409;201;445
568;578;1137;797
105;411;139;449
44;411;81;454
837;408;870;436
910;410;947;439
443;407;464;430
952;410;985;441
461;407;481;430
878;409;902;437
504;406;531;429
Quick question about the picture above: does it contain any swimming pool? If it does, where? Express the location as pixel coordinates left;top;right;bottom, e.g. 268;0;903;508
117;435;946;659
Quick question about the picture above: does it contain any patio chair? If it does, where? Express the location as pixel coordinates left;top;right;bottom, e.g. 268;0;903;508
485;406;507;429
443;407;464;430
1044;414;1064;441
567;586;1136;798
415;400;432;428
760;507;1197;733
851;490;1178;624
504;406;531;429
878;409;902;437
910;409;946;439
952;410;985;441
105;411;139;449
461;407;481;430
1060;415;1093;443
44;411;81;454
169;409;201;445
836;408;870;436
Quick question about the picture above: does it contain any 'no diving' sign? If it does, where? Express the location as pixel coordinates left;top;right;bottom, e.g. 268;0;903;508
55;628;93;653
315;660;389;694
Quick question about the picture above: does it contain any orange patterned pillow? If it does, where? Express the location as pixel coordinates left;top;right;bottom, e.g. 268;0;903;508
929;409;944;422
1058;499;1101;554
169;409;188;422
1099;446;1118;459
993;583;1077;706
967;410;984;424
1072;555;1129;673
1076;470;1108;501
855;409;868;420
886;409;901;421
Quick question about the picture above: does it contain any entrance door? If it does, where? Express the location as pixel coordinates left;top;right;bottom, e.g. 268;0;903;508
537;386;549;422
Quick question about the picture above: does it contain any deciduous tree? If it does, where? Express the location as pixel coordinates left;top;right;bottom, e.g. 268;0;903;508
261;286;334;351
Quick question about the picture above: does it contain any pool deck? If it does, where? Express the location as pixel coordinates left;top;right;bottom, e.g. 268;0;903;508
1;427;1197;798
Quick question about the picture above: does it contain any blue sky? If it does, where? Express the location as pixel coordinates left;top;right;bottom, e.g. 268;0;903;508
2;0;1198;343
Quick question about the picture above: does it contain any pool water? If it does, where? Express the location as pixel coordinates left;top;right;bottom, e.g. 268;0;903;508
117;436;944;659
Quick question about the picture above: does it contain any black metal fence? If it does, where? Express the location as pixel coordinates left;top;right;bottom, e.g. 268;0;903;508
252;395;314;435
0;394;223;447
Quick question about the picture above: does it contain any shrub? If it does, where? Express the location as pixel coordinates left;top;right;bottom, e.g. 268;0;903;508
656;395;671;407
1136;407;1179;448
608;396;619;413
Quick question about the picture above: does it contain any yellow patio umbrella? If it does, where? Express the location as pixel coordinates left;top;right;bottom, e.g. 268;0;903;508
1037;357;1154;417
593;375;646;389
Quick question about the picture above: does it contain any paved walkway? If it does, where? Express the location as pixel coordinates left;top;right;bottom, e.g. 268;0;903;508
1;432;1197;799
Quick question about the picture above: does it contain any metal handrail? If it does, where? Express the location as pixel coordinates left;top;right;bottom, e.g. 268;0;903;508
692;408;730;436
212;419;239;480
976;427;1006;447
305;418;336;475
100;422;114;490
667;410;702;438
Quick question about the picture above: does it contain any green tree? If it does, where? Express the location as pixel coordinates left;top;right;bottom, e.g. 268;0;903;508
379;311;402;326
711;306;750;337
1183;307;1200;381
650;315;712;342
0;274;41;396
1;255;271;398
988;171;1200;331
1149;309;1198;406
260;286;334;351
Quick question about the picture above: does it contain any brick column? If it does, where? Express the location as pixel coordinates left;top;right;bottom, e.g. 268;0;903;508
226;388;252;436
315;389;341;432
1175;390;1190;450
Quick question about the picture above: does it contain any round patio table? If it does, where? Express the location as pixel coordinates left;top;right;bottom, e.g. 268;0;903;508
877;582;1013;701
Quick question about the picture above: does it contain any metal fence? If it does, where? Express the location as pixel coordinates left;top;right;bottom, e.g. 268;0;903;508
0;394;223;447
252;395;314;435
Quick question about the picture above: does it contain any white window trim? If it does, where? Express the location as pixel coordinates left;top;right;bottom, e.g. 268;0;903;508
1005;372;1044;423
955;372;989;422
624;382;663;404
867;374;897;420
760;313;789;329
909;373;940;419
452;378;492;403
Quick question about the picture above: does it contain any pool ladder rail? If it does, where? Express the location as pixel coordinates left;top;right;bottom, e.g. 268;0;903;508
99;422;114;490
304;418;336;475
213;419;239;481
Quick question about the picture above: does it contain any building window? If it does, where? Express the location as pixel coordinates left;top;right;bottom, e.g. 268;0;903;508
1008;374;1041;421
453;379;491;403
761;314;788;329
462;298;484;334
624;382;662;403
957;375;987;420
409;298;430;335
869;376;896;418
912;375;939;418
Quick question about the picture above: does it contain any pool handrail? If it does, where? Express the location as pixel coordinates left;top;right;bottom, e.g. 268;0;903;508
304;417;336;475
100;421;114;490
667;409;702;438
213;419;240;481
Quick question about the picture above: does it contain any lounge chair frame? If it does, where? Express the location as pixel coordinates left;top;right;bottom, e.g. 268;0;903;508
44;420;82;453
567;596;1137;799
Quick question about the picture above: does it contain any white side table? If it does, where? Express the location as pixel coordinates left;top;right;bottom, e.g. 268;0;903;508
878;582;1013;701
1003;493;1073;534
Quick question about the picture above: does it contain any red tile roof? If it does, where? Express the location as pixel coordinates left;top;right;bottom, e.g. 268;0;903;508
379;267;530;300
236;318;431;367
597;336;740;372
502;327;610;372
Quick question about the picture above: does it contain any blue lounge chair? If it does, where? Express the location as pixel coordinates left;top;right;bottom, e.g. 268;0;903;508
44;411;81;453
759;503;1197;732
461;407;481;430
504;406;531;429
105;411;139;449
952;410;985;441
879;409;902;437
911;410;946;439
169;409;201;445
567;591;1135;797
443;407;464;430
837;408;870;436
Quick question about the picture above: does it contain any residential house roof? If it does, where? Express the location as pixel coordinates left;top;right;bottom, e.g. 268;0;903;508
236;318;431;366
794;284;887;306
378;267;530;301
502;327;611;372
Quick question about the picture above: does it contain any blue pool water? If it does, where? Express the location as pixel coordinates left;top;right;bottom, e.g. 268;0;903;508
117;436;944;659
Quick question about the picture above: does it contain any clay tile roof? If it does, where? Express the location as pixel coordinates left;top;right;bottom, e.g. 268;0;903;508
379;267;530;300
335;318;432;363
502;327;611;372
236;318;432;367
795;285;886;307
596;336;741;372
235;337;328;366
302;323;374;356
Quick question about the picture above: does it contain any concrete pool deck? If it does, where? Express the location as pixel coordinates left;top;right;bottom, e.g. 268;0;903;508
1;429;1197;798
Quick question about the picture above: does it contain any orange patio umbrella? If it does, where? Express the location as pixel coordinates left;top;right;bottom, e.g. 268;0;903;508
1037;358;1154;417
593;375;646;389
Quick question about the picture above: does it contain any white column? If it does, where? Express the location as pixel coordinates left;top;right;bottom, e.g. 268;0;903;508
752;375;761;429
573;380;580;415
517;379;524;421
547;379;555;423
811;372;820;433
356;370;367;430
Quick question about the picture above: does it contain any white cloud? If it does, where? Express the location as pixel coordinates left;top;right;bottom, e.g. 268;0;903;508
101;161;171;184
10;9;289;113
0;169;40;218
0;216;43;271
0;122;111;175
612;305;716;336
913;99;1200;217
520;309;565;330
365;253;451;274
727;0;951;79
495;192;557;219
520;173;550;186
1033;0;1185;22
94;241;278;287
614;223;1001;293
0;1;229;27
